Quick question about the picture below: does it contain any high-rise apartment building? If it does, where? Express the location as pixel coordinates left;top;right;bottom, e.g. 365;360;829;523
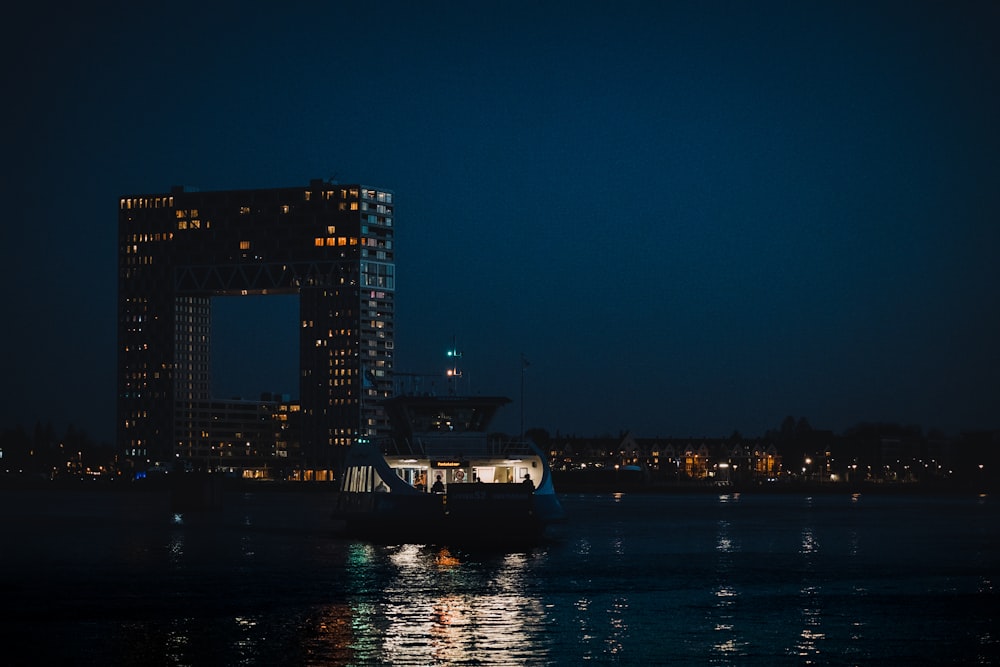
118;180;394;477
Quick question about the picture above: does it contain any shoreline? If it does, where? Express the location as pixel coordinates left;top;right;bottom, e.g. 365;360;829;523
0;473;992;497
551;475;994;496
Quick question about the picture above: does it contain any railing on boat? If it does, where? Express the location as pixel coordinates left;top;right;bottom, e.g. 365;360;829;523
378;434;537;459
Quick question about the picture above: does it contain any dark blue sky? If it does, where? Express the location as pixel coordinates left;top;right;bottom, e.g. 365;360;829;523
4;0;998;442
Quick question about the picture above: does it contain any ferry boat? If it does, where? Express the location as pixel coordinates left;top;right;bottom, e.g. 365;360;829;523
332;394;565;545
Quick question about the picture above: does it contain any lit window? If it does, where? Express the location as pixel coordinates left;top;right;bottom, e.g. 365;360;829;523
239;241;251;250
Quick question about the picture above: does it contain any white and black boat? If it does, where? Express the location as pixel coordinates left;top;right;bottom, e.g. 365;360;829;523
332;394;565;545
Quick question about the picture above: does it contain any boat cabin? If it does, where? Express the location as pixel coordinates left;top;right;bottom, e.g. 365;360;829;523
342;395;543;493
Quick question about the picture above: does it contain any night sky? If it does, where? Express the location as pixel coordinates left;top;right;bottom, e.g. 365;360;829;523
4;0;999;443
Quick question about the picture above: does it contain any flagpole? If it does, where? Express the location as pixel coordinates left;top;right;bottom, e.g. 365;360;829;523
520;353;527;439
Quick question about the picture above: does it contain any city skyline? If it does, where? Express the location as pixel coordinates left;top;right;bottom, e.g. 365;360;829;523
4;1;999;445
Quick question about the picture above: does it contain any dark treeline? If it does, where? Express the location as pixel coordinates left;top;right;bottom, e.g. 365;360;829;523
0;422;118;478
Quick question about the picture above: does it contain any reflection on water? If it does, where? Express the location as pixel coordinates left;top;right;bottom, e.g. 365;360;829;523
605;596;629;657
799;527;819;555
3;490;997;665
710;503;746;662
712;586;741;658
233;616;260;664
795;497;826;663
165;619;191;661
573;595;595;657
716;520;735;554
332;542;552;664
303;602;354;664
796;585;825;662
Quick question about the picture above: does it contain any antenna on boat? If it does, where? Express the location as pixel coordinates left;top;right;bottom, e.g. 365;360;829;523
446;335;463;395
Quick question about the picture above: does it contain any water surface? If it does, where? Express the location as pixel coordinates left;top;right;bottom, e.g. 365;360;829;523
2;487;996;665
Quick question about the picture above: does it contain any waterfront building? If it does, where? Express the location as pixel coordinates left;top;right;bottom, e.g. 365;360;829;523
117;180;394;478
176;394;301;480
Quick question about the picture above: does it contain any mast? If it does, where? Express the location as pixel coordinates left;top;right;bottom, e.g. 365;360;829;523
446;335;463;395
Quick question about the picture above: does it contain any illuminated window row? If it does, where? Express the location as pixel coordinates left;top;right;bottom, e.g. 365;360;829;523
314;237;359;247
121;196;175;210
125;232;173;243
361;189;392;204
315;187;361;200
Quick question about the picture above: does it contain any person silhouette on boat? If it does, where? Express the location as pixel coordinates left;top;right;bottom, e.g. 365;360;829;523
431;474;445;493
522;473;535;490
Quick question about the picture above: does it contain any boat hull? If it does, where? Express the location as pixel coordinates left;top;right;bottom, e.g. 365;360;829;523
332;483;559;546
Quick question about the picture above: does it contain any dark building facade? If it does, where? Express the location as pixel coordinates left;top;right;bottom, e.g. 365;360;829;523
118;180;394;477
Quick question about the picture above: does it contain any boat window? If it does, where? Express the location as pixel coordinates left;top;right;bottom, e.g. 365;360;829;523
392;466;426;490
473;467;495;483
345;465;375;492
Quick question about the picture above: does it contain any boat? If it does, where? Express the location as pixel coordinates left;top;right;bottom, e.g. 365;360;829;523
332;394;565;545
